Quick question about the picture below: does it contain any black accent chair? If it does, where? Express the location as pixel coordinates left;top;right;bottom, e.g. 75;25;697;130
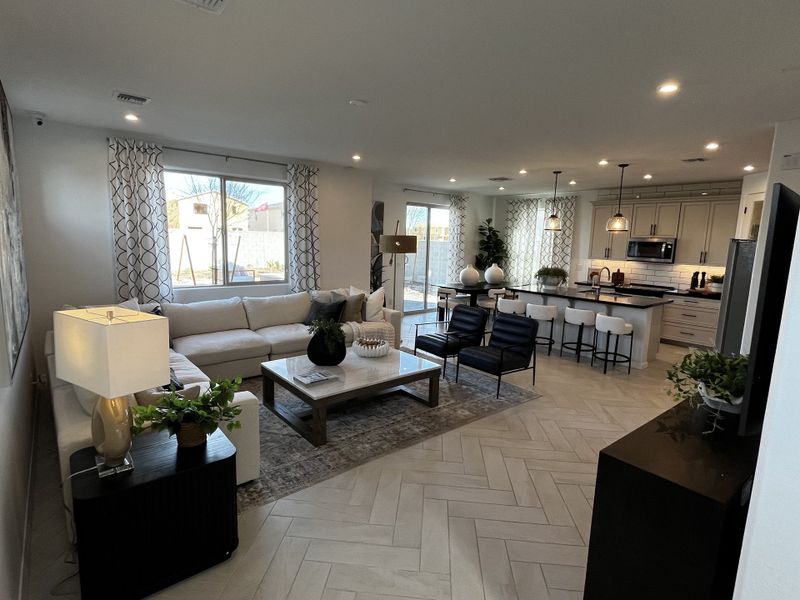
456;312;538;397
414;305;489;377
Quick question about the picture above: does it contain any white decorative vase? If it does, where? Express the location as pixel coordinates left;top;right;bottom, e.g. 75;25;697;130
459;264;480;286
484;263;504;284
707;282;723;293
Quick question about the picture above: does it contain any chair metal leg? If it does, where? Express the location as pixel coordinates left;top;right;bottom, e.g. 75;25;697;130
456;358;460;382
603;331;610;374
576;323;584;363
628;333;633;374
548;319;554;356
592;329;597;366
613;334;620;366
442;353;448;379
560;322;566;357
496;372;502;398
532;348;537;387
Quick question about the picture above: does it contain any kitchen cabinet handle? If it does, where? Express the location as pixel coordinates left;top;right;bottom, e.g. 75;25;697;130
679;331;695;336
681;313;697;317
684;300;699;304
699;251;703;264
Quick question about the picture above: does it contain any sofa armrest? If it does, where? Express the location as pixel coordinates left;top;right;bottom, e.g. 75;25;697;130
221;391;261;485
382;308;402;348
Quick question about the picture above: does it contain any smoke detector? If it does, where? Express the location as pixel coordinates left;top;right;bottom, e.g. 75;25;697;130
489;176;513;182
174;0;226;14
115;91;151;106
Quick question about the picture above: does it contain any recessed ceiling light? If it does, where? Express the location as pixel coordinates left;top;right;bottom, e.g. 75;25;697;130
598;159;609;166
705;141;720;151
643;174;653;180
519;169;527;175
124;113;140;122
657;81;680;95
348;99;368;107
352;154;361;161
701;192;708;196
569;180;577;185
449;178;456;183
743;164;755;171
498;186;505;191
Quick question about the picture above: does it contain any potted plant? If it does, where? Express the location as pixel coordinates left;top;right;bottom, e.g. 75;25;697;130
307;317;346;366
535;266;568;289
707;274;724;293
475;219;508;271
666;349;748;431
131;378;243;448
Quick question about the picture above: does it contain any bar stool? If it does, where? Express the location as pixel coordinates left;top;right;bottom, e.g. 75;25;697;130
561;307;596;363
526;304;557;355
437;287;468;321
477;288;507;323
592;314;634;374
497;298;527;316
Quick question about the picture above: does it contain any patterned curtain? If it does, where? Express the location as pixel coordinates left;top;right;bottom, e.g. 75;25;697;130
448;194;468;281
109;138;173;303
286;164;321;292
506;195;577;283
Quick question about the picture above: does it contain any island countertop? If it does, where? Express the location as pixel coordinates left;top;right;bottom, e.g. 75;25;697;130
505;285;674;309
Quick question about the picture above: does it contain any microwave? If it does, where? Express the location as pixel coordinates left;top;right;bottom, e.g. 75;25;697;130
626;238;676;263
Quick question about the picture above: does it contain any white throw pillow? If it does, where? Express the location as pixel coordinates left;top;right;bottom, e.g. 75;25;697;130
117;297;140;311
73;386;99;416
350;286;385;322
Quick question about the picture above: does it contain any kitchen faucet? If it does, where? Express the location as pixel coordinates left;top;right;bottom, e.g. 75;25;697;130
592;267;612;294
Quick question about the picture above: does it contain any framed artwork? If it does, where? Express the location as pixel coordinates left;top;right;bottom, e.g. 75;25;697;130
0;80;29;384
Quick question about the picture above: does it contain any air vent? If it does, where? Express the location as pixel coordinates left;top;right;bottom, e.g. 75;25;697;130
489;177;513;182
174;0;226;14
682;157;707;163
115;92;151;106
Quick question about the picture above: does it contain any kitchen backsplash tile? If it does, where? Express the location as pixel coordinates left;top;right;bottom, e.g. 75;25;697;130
572;258;724;289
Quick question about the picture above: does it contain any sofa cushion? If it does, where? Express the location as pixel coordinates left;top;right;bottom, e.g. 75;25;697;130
162;297;249;339
243;293;311;330
169;349;210;388
304;299;346;325
73;386;99;416
350;286;385;322
135;383;203;407
332;291;364;323
172;329;269;366
255;324;313;355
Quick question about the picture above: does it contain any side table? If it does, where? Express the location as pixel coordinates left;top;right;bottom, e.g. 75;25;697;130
70;429;238;600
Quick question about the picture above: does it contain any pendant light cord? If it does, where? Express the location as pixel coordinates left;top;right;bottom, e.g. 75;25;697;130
552;170;560;202
616;163;629;213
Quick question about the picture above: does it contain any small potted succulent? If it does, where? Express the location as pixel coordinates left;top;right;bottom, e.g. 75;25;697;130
707;274;724;293
131;378;243;448
535;266;568;290
307;317;346;366
666;350;748;431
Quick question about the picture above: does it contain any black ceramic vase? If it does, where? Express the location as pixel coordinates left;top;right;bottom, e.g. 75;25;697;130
307;332;346;366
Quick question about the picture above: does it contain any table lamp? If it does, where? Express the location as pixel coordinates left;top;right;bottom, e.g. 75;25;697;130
54;307;169;477
379;234;417;310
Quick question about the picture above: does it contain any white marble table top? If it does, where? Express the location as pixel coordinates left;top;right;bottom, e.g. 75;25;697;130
261;348;440;400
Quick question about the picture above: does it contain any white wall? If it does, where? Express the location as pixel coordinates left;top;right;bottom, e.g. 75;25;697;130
742;118;800;352
373;182;492;308
733;220;800;599
14;119;374;367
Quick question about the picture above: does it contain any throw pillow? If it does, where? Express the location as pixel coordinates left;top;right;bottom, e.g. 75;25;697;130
331;292;365;323
73;386;99;416
350;286;385;322
117;297;140;311
303;299;346;325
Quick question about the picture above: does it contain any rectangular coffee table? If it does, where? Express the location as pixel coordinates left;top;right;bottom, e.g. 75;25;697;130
261;348;441;446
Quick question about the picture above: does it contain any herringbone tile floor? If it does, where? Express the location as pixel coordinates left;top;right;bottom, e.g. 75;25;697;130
27;314;686;600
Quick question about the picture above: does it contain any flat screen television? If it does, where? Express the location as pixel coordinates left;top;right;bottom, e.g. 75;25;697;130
740;183;800;436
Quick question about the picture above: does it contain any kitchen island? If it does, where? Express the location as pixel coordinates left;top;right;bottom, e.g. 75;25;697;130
505;285;672;369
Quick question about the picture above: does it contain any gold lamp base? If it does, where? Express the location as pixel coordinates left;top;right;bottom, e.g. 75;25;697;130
92;395;134;477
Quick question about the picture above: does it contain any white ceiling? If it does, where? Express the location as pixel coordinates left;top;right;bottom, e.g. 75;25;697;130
2;0;799;195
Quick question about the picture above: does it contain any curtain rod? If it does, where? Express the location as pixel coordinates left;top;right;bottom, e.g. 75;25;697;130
163;146;288;168
403;187;453;197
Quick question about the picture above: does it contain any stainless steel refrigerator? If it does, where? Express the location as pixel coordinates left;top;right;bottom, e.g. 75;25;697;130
715;239;756;355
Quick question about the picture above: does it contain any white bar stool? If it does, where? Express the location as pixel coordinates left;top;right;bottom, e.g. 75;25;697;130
497;298;527;316
526;304;557;356
437;287;468;321
561;307;597;363
592;314;634;374
477;288;507;322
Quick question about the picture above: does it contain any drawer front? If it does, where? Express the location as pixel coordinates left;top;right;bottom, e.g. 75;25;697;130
664;305;719;328
661;323;716;347
668;296;721;310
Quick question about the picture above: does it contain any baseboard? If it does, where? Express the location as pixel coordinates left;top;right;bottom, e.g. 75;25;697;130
17;381;40;600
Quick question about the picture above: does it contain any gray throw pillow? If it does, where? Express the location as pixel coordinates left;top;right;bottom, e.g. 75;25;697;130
332;292;365;323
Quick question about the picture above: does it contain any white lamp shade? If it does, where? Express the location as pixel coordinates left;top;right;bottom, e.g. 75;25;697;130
54;307;169;398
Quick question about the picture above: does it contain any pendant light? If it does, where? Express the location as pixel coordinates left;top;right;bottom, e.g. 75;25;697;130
606;163;630;232
544;170;562;231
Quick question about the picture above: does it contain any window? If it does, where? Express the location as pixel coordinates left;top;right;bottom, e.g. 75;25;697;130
164;171;287;287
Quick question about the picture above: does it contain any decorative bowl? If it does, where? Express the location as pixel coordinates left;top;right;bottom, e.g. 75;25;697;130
353;338;390;358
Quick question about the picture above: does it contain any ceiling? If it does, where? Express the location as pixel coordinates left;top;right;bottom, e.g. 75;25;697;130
1;0;799;196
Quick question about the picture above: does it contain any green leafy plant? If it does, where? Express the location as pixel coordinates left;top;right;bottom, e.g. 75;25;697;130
709;274;724;284
666;350;748;406
131;378;243;436
308;318;345;353
475;219;508;270
534;266;568;284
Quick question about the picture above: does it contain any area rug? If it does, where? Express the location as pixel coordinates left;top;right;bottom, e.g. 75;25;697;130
236;361;540;511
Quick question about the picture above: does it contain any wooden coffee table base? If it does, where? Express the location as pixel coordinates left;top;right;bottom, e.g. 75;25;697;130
262;371;440;446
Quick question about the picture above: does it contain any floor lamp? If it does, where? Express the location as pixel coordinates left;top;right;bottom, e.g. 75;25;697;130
379;234;417;310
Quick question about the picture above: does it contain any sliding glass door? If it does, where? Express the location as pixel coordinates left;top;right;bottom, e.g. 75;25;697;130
403;204;450;313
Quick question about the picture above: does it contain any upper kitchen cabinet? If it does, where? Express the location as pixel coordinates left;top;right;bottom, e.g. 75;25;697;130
590;204;633;259
675;200;738;266
631;202;681;238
